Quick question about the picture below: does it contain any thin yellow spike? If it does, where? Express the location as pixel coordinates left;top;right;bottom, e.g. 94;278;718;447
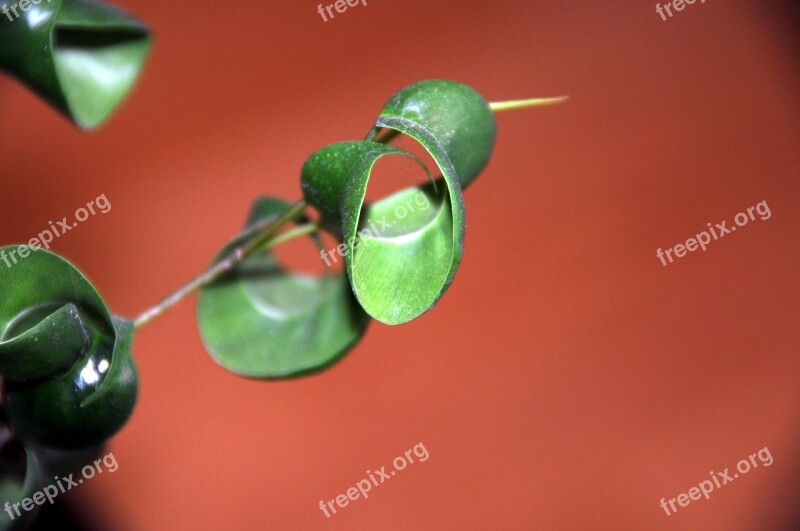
489;96;569;112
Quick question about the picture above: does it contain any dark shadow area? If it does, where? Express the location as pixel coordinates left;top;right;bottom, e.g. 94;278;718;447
764;0;800;69
31;500;104;531
54;27;148;50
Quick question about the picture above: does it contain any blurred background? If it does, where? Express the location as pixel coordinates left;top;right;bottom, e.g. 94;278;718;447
2;0;800;529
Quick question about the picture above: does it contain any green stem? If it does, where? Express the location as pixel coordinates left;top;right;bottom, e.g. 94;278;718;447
490;96;568;112
265;223;318;249
132;93;566;330
132;199;308;330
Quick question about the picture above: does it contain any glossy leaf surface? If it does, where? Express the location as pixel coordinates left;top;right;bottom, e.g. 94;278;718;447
0;247;137;449
0;303;87;383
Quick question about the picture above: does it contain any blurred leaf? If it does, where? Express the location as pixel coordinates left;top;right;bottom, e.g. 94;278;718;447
197;198;370;378
0;0;151;129
302;141;465;325
0;428;39;530
30;440;105;481
0;247;137;449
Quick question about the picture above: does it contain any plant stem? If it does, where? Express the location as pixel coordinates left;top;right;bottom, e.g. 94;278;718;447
132;199;308;330
490;96;568;112
132;93;566;330
265;223;318;249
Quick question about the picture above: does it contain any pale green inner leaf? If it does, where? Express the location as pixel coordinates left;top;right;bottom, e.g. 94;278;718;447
53;27;150;129
350;183;454;325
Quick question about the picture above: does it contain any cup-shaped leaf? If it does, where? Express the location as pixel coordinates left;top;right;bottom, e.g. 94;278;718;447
301;141;466;324
0;246;138;449
5;317;137;449
197;198;370;378
0;0;151;130
369;79;497;189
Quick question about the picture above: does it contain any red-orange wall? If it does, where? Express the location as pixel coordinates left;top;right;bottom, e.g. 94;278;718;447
1;1;799;529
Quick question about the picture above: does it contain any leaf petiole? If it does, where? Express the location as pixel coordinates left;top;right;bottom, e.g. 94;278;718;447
132;199;308;330
264;223;319;249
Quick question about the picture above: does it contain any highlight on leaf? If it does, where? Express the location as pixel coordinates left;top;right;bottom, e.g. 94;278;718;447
0;247;138;449
0;69;567;468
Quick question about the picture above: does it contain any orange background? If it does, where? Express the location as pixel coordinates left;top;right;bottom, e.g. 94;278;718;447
2;0;800;529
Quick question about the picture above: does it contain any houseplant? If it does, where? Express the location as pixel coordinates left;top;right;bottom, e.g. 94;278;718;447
0;0;564;527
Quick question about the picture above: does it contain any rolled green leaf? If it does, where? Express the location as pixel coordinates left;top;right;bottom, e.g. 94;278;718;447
368;79;497;189
0;246;138;449
301;141;465;325
5;317;137;449
301;81;497;324
0;0;151;130
0;303;87;382
197;197;370;378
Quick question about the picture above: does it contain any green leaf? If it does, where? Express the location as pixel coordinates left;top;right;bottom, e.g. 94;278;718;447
197;198;370;378
369;79;497;189
301;141;465;325
301;81;496;324
0;246;138;449
0;0;151;130
0;303;87;382
0;246;110;332
5;317;137;449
